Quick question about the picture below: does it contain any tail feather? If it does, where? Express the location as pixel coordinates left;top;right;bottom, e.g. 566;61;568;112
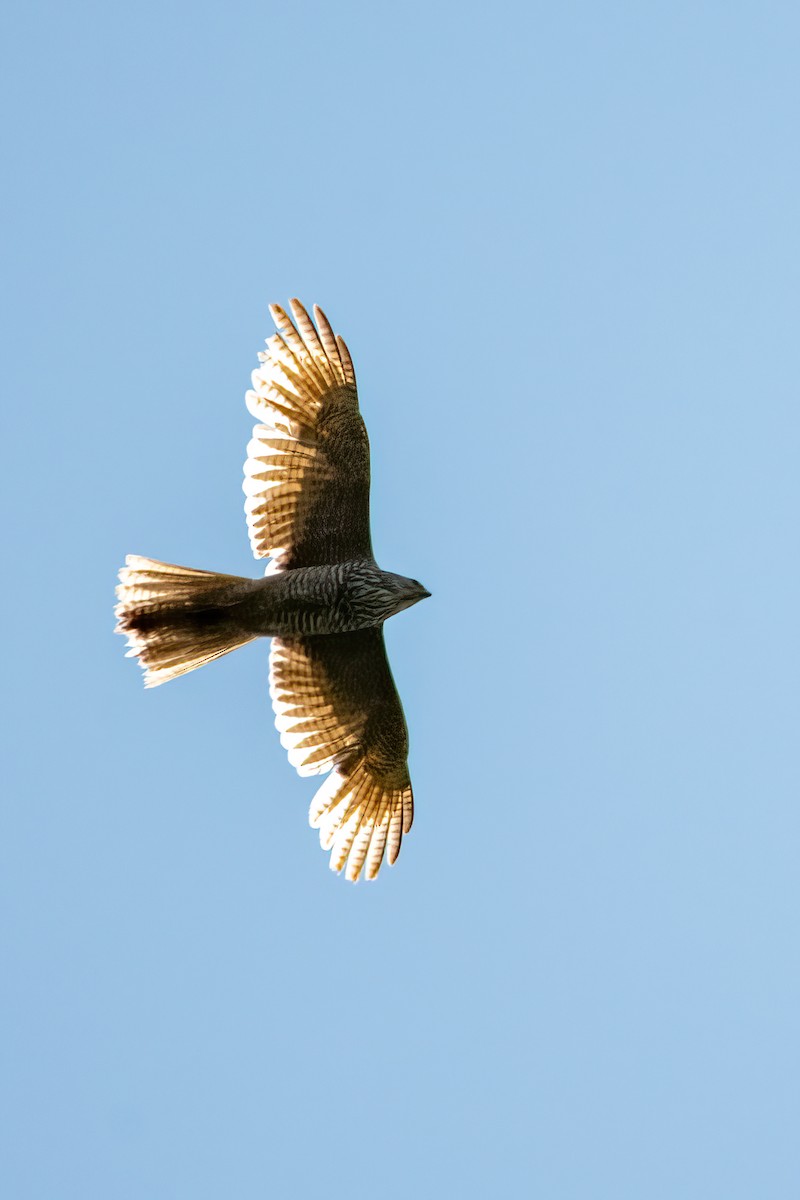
115;555;256;687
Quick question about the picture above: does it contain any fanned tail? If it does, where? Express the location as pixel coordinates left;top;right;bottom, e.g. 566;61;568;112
115;555;256;687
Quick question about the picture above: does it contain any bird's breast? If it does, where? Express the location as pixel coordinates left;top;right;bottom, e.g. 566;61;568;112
231;563;381;637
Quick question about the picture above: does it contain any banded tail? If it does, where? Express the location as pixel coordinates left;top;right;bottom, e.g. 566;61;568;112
115;555;256;687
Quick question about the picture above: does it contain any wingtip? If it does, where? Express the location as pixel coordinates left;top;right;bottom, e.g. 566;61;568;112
289;297;311;324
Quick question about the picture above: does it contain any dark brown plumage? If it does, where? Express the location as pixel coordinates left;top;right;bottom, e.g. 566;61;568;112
115;301;429;880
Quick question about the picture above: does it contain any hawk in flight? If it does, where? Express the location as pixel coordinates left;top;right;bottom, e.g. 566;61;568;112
115;301;429;881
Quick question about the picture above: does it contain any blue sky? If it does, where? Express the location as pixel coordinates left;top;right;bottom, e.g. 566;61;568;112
2;2;799;1196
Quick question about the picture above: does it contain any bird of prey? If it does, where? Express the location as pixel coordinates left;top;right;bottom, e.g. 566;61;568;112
115;301;429;881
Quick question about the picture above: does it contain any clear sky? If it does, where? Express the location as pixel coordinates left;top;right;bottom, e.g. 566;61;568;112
2;2;799;1196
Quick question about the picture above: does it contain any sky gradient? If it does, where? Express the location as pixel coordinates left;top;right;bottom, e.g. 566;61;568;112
2;3;799;1196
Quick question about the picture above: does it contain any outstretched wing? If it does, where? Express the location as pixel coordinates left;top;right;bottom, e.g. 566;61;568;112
244;300;373;570
270;629;414;881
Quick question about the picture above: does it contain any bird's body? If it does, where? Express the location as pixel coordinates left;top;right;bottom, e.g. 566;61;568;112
121;559;426;649
115;301;428;881
233;561;428;638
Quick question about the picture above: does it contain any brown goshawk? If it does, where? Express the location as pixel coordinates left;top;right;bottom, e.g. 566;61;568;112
115;301;429;881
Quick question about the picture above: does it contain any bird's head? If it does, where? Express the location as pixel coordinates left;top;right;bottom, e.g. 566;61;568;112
352;568;431;623
386;573;431;616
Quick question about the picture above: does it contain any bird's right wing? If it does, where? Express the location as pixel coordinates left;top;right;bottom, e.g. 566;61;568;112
244;300;374;570
269;628;414;881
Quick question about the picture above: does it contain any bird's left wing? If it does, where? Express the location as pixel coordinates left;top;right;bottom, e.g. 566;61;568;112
270;628;414;881
244;300;373;570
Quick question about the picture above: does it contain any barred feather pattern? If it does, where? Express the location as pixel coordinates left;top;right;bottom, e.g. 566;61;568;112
115;555;256;687
270;637;413;881
244;300;358;567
